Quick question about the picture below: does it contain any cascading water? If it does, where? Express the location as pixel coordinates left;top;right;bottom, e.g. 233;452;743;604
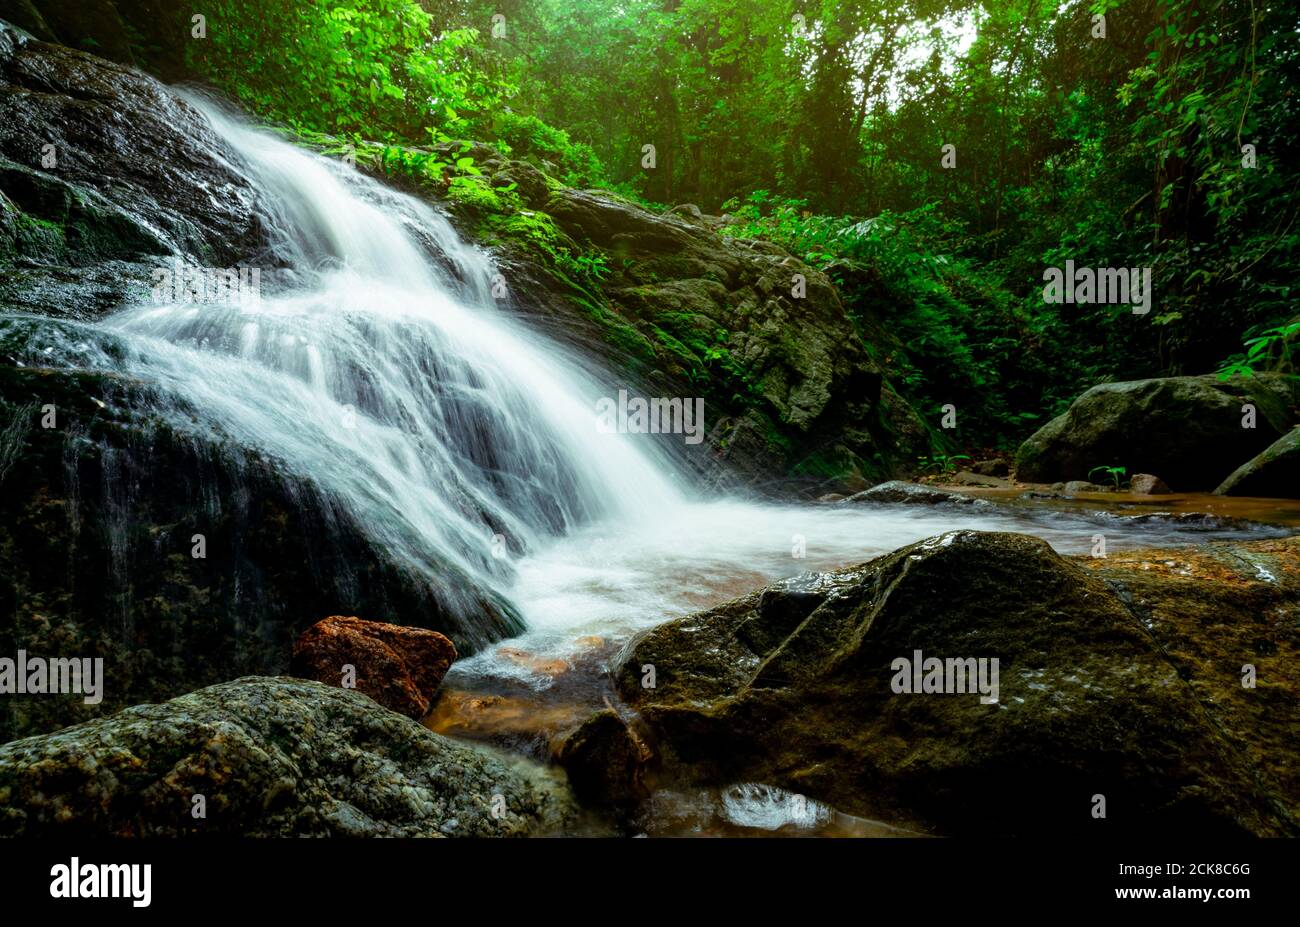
15;98;685;643
8;99;1295;674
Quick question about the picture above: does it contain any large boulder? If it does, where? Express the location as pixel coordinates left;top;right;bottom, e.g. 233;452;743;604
581;531;1297;836
1214;427;1300;498
1129;472;1171;495
1015;375;1300;490
540;187;905;489
291;616;457;720
0;676;577;836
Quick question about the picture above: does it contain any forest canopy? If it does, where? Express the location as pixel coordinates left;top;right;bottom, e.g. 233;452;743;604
178;0;1297;447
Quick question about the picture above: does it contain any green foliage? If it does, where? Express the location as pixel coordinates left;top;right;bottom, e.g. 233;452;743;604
1217;320;1300;380
186;0;509;140
919;454;972;475
719;196;1062;445
447;175;504;211
1088;465;1127;490
490;112;605;187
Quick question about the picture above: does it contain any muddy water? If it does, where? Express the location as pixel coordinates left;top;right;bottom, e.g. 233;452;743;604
426;489;1298;835
958;486;1300;526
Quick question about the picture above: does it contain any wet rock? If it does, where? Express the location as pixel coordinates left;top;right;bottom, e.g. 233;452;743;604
845;479;991;507
1215;428;1300;498
1063;479;1108;493
488;158;552;209
588;531;1295;836
1129;473;1172;495
949;470;1002;487
816;492;846;503
554;708;651;808
1088;510;1287;534
1016;375;1300;490
970;458;1010;477
668;203;705;224
1020;489;1064;500
0;676;576;836
291;616;457;720
1083;536;1300;823
0;21;272;318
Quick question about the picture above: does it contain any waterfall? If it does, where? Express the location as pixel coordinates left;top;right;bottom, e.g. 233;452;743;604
7;97;1286;666
25;98;685;637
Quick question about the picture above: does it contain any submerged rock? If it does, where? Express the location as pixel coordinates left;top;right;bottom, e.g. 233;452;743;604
1215;427;1300;498
554;708;651;809
1063;479;1108;493
845;479;991;507
582;531;1297;836
1016;375;1300;490
0;676;576;836
292;616;457;720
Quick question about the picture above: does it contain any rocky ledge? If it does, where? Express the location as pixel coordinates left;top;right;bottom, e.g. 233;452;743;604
0;676;577;836
560;531;1300;836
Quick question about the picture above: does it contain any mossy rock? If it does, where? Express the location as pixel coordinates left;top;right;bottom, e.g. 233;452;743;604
586;531;1297;836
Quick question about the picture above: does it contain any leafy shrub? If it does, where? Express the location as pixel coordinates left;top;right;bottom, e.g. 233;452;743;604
491;112;606;187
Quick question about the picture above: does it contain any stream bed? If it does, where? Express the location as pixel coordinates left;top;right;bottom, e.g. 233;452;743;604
429;490;1300;835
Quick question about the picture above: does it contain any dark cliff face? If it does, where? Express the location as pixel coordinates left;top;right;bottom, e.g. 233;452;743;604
0;330;523;743
0;1;196;79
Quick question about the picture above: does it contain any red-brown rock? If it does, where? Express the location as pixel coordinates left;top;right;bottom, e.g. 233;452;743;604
1130;473;1172;495
291;616;457;720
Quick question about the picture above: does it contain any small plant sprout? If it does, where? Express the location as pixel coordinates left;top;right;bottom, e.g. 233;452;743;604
1088;465;1127;490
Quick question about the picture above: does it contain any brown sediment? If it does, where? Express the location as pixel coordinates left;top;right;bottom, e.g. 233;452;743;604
951;484;1300;526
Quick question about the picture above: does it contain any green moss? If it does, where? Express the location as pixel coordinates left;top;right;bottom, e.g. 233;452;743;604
791;447;861;480
448;175;503;212
1;205;66;265
650;326;704;373
583;301;656;363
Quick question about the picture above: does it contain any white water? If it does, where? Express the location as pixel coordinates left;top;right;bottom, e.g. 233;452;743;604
10;101;1289;661
22;100;690;637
